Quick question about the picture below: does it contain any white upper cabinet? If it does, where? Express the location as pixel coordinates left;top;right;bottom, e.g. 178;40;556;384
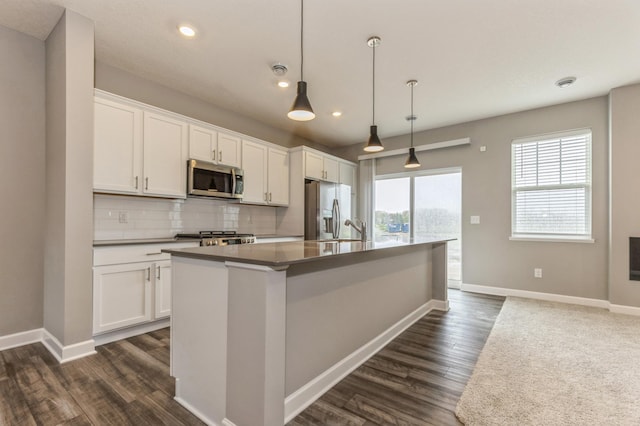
241;139;289;206
189;124;218;163
143;111;188;198
339;161;356;188
304;150;324;181
94;97;143;194
324;156;339;183
217;132;242;168
241;140;268;204
304;149;339;183
267;146;290;206
189;125;241;168
94;92;188;199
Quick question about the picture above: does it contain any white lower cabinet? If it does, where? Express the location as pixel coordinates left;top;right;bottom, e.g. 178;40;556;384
154;260;172;319
92;242;198;336
93;262;153;334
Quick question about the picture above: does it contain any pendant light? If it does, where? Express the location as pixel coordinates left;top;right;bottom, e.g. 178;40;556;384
364;36;384;152
288;0;315;121
404;80;421;169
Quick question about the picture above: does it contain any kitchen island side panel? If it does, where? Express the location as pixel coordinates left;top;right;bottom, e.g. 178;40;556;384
171;257;228;425
284;245;432;395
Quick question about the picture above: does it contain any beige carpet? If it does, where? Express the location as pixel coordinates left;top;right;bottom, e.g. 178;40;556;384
456;297;640;425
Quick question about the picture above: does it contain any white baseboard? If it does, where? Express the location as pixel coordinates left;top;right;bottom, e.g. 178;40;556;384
448;280;462;290
284;299;439;423
460;283;640;316
41;329;96;363
431;299;450;312
93;318;170;346
0;328;96;363
174;396;220;426
609;303;640;316
221;419;237;426
0;328;44;351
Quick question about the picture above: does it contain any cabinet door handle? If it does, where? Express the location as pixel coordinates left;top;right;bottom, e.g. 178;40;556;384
212;150;216;161
269;192;272;202
264;192;268;201
146;252;162;256
219;151;223;162
135;176;139;189
157;266;161;280
145;177;149;190
146;267;151;281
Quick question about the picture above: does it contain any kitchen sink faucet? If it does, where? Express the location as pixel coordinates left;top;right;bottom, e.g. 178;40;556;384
345;219;367;242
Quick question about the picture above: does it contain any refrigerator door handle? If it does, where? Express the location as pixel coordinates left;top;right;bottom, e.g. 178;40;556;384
336;200;341;238
332;199;340;239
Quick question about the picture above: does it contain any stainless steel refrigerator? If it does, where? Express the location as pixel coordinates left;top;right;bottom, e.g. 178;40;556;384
304;180;352;240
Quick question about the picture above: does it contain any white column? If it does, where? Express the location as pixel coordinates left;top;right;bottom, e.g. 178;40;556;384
225;262;288;426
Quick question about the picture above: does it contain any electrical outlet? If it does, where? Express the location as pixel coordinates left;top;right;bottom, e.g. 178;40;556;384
534;268;542;278
118;211;129;224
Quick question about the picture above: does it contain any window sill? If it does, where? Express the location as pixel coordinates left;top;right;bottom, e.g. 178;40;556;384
509;236;595;243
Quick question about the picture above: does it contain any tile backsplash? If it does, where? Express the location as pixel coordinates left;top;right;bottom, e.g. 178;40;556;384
94;194;277;240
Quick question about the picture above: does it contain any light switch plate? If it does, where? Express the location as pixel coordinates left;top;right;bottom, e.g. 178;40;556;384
470;215;480;224
480;145;487;152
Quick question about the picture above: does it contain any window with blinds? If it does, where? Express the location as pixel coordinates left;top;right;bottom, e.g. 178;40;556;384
511;129;592;240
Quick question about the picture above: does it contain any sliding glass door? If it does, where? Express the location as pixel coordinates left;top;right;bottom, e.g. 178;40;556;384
375;169;462;286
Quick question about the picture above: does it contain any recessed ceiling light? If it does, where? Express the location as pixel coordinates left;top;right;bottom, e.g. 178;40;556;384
332;111;342;117
278;81;290;88
556;76;576;88
178;25;196;38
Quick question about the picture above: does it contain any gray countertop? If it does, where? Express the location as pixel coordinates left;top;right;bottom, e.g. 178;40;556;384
93;235;303;247
163;238;452;268
93;238;200;247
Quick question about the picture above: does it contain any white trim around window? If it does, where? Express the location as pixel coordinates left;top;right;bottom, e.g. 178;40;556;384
511;128;592;242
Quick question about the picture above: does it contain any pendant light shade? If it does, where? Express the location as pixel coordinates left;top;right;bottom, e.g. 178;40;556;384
365;125;383;152
288;0;315;121
288;81;315;121
364;36;384;152
405;147;420;168
404;80;421;169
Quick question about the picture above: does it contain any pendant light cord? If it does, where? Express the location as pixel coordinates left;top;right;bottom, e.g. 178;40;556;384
372;43;376;124
300;0;304;81
410;83;414;148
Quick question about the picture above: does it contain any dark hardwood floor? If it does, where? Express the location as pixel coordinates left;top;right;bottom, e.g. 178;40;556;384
288;290;505;425
0;290;504;425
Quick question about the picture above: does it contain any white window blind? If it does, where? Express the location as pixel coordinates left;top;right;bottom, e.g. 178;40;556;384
511;129;592;239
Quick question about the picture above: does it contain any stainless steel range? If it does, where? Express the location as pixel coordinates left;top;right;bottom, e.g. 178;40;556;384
175;231;256;246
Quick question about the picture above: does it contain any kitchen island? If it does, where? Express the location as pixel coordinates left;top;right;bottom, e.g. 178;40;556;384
164;238;450;426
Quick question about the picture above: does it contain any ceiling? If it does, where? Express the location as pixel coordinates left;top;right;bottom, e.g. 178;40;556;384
1;0;639;148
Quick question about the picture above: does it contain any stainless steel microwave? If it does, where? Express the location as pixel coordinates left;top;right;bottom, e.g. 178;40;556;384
187;159;243;199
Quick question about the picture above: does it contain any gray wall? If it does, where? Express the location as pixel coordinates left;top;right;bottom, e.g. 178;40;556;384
285;248;432;394
95;62;329;152
44;10;94;345
336;97;609;300
0;25;46;336
609;83;640;307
